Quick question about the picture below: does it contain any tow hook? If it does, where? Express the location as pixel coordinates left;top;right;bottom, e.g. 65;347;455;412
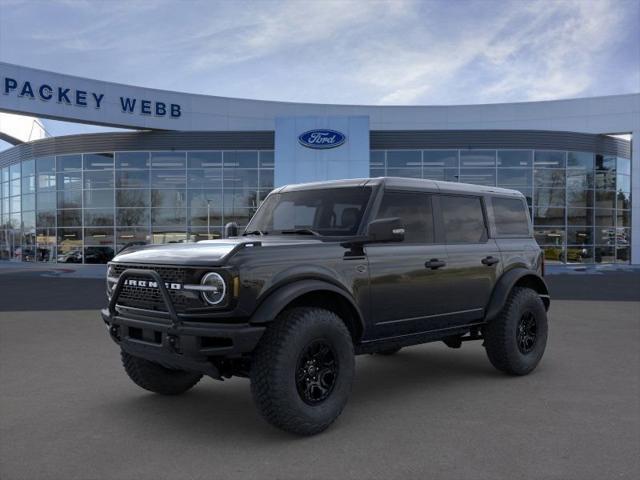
167;334;180;353
109;325;121;342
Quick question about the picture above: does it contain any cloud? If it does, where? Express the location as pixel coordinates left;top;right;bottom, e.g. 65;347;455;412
379;85;431;104
185;0;412;71
354;0;633;104
473;0;627;102
0;0;637;107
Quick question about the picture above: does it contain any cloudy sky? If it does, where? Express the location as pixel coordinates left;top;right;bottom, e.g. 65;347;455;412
0;0;638;141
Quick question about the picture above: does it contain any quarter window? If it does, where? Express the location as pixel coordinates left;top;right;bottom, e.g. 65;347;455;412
492;197;530;236
440;195;487;243
375;191;434;243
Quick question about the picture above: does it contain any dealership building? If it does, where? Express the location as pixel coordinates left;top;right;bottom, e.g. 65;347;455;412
0;62;638;265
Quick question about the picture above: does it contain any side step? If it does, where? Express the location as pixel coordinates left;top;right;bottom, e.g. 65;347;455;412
442;328;483;349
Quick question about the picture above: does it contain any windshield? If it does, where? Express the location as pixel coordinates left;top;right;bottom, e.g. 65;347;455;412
245;187;372;237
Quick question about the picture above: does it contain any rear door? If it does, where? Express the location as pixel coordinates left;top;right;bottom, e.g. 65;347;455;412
365;190;450;339
437;194;501;325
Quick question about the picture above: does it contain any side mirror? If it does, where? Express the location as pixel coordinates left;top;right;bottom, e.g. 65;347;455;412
224;222;239;238
366;217;405;243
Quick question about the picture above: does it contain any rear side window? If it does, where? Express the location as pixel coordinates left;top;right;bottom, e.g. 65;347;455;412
440;195;487;243
375;191;434;243
492;197;530;236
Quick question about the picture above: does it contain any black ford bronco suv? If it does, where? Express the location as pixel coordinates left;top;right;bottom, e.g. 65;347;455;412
102;177;550;435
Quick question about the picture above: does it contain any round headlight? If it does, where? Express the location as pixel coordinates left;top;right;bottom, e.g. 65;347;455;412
201;272;226;305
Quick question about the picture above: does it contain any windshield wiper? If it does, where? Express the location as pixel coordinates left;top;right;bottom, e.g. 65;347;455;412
279;228;321;236
242;230;267;236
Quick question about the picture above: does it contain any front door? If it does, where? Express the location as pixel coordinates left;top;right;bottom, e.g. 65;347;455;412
365;191;450;339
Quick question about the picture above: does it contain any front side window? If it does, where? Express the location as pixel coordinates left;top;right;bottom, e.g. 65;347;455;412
246;187;372;236
375;191;434;243
492;197;530;236
440;195;487;244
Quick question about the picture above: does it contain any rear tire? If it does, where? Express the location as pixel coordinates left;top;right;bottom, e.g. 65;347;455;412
121;351;202;395
484;287;548;375
250;307;355;435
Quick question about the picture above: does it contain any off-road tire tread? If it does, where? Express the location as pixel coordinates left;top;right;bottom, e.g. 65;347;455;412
251;307;354;435
484;287;547;376
121;350;202;395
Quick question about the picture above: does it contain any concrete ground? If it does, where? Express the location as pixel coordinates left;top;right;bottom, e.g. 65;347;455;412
0;269;638;480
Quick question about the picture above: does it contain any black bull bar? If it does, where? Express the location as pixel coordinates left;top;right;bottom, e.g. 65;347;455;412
102;268;264;378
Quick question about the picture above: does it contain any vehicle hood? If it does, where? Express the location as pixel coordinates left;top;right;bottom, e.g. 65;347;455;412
112;236;324;266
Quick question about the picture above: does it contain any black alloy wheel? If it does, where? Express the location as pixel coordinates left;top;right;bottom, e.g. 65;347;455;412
517;311;537;354
296;339;339;405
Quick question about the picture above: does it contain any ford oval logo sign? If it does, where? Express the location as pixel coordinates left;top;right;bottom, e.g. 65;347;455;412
298;129;346;149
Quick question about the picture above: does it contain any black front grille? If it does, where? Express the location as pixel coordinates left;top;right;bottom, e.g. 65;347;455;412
112;264;186;283
112;264;204;312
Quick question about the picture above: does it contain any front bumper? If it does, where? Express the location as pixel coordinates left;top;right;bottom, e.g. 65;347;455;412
102;267;264;378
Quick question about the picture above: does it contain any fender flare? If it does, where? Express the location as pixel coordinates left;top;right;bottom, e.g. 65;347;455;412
484;268;550;322
249;279;365;337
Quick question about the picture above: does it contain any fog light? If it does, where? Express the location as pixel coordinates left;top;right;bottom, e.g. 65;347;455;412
200;272;226;305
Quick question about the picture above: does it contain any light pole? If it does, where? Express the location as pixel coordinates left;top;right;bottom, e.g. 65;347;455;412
207;200;211;237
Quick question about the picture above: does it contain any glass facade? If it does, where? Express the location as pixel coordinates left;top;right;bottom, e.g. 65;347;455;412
0;146;632;265
0;150;274;263
371;149;632;265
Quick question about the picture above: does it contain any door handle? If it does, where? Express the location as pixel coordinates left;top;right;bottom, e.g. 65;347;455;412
425;259;446;270
481;256;500;266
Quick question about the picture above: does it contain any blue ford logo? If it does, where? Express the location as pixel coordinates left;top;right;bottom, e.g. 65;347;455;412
298;129;346;149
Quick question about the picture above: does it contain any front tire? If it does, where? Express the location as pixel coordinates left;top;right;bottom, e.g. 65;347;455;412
250;307;355;435
121;351;202;395
483;287;548;375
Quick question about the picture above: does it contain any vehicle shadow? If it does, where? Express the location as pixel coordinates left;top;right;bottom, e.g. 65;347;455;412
98;345;510;442
353;346;498;393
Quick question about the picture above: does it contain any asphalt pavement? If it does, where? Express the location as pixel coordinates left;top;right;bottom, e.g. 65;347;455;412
0;268;638;479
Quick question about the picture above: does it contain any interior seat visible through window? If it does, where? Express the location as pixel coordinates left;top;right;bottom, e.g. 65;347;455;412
340;208;360;231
